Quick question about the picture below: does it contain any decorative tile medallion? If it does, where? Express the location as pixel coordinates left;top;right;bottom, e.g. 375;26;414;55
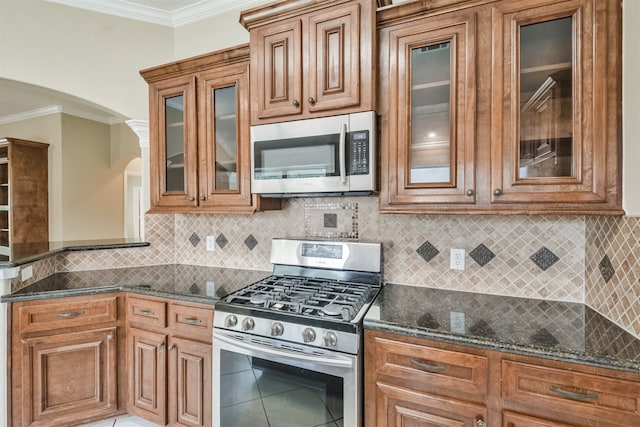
189;232;201;247
304;202;358;239
417;241;439;262
530;246;560;271
469;244;496;267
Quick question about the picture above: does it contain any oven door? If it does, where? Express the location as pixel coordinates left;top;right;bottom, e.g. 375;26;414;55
213;329;360;427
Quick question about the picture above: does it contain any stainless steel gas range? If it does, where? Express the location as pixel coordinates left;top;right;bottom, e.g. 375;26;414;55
213;238;382;427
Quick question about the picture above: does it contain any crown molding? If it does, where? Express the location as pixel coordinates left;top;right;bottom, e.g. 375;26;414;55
0;105;123;126
46;0;271;27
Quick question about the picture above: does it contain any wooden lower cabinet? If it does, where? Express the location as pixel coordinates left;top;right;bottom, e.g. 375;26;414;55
19;327;118;427
168;336;212;427
127;295;213;427
375;381;487;427
10;293;125;427
365;329;640;427
128;327;167;424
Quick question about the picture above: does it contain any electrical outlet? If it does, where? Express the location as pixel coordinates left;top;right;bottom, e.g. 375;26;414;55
450;248;465;270
450;311;465;334
206;236;216;252
21;265;33;281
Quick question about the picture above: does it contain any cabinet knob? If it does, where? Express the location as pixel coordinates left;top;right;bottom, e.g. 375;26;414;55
106;334;114;340
476;420;486;427
493;189;503;196
308;97;316;105
466;189;474;196
188;196;195;202
292;99;300;107
157;342;165;349
199;196;205;201
168;344;176;351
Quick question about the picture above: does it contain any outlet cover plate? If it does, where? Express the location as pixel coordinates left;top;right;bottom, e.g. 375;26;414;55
206;236;215;252
450;248;465;270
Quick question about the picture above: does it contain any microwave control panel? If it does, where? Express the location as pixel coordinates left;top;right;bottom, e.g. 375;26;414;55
348;131;370;175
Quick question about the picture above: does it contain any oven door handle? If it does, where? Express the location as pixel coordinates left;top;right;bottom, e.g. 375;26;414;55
214;332;354;368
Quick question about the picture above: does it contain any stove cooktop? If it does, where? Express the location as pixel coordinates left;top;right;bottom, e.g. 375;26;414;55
223;275;379;322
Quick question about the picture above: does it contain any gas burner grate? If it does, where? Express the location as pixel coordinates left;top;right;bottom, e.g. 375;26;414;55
224;275;377;322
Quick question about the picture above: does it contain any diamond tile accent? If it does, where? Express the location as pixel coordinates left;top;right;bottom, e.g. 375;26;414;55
530;246;560;271
324;213;338;228
189;232;201;247
244;234;258;251
189;283;200;294
469;244;495;267
417;241;439;262
598;254;615;283
216;233;228;249
530;327;559;347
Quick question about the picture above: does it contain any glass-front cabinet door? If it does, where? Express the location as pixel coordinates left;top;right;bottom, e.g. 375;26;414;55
379;12;476;210
490;0;618;208
198;63;253;210
150;75;198;209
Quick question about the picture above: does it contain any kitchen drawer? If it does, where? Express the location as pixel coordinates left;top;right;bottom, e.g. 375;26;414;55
168;303;213;341
18;296;117;333
502;360;640;425
127;296;166;329
372;336;488;399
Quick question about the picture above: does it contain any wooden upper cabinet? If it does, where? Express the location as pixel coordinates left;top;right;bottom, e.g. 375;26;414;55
377;0;622;214
141;45;281;214
241;0;375;124
490;0;621;213
148;75;198;210
379;10;477;210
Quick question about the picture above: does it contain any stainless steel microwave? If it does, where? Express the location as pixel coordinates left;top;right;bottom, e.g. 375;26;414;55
250;111;376;197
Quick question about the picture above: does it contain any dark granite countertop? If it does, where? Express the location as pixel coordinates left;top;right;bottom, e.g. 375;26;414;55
364;283;640;373
0;238;150;267
1;264;271;305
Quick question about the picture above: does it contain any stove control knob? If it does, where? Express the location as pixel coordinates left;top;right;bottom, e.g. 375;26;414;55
241;317;255;331
323;331;338;348
270;322;284;337
302;327;316;343
224;315;238;328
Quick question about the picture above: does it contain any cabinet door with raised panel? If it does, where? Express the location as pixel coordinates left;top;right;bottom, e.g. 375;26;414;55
198;63;253;211
490;0;621;212
128;327;167;425
149;74;198;210
375;381;487;427
307;2;361;113
252;19;303;121
168;336;212;427
379;11;477;210
19;327;118;427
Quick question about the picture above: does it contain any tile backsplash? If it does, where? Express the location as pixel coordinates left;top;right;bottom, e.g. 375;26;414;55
10;196;639;339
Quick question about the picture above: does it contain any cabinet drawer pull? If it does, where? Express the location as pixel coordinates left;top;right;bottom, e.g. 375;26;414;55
410;359;445;373
138;309;155;316
56;311;84;318
183;318;202;324
550;386;598;401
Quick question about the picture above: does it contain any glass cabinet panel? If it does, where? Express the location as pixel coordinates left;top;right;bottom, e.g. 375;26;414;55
410;41;452;185
213;86;238;191
518;17;573;179
164;94;185;192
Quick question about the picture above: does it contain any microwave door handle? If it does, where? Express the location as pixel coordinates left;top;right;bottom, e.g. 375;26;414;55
339;122;347;184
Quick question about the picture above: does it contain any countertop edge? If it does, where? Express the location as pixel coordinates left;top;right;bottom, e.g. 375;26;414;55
0;241;150;267
364;318;640;375
1;284;218;305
